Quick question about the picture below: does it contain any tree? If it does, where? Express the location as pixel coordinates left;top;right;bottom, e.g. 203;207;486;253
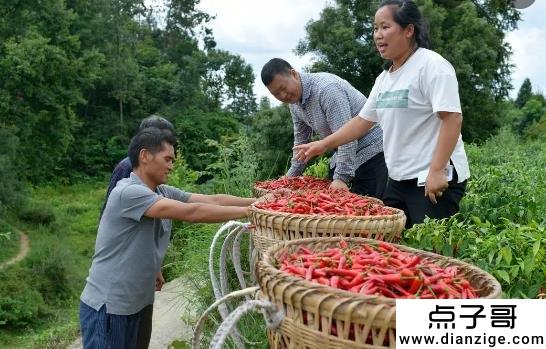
0;126;24;212
296;0;521;142
0;0;102;182
250;104;294;179
202;49;257;119
515;78;533;109
517;97;545;134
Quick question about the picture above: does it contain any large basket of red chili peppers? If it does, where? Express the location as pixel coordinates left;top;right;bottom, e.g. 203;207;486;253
258;237;502;349
253;176;332;197
249;189;405;255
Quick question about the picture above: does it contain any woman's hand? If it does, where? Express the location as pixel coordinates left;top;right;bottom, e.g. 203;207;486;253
425;169;449;204
293;140;328;163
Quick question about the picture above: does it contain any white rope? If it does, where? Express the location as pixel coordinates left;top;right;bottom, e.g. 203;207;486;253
231;229;250;295
191;287;260;349
219;227;241;299
209;300;284;349
249;236;258;284
208;221;247;347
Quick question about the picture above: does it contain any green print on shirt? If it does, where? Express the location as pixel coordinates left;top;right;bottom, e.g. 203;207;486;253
376;89;409;108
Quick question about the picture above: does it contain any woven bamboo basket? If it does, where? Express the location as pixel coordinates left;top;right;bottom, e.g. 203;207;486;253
253;186;270;198
249;197;405;256
258;237;502;349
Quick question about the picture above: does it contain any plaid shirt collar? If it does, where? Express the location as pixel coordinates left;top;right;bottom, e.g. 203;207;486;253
298;72;312;106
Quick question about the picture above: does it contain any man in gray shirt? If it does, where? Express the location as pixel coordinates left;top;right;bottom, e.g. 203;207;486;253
261;58;387;198
80;127;255;349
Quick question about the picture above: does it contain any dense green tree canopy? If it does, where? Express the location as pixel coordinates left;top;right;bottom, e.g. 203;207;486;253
0;0;257;185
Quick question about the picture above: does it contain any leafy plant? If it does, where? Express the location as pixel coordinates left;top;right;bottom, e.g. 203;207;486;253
303;156;330;179
404;130;546;298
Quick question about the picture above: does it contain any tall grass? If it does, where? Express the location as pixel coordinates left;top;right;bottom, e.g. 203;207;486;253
0;181;104;348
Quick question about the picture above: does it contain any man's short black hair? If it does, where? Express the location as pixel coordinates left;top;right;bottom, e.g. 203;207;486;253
128;127;177;169
261;58;293;86
139;114;174;132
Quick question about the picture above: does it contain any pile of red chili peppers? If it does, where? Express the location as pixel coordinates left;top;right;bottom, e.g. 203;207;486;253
254;189;394;216
254;176;331;192
278;240;478;299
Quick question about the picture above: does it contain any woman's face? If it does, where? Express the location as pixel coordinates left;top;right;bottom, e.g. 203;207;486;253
373;6;414;61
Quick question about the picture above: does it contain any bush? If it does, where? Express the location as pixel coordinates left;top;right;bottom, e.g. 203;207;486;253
203;134;258;197
24;244;77;303
462;130;545;224
523;116;546;141
16;202;56;226
0;267;46;328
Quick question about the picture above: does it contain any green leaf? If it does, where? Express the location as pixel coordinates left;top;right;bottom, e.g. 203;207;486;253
488;250;495;264
532;240;541;256
495;270;510;283
500;246;512;264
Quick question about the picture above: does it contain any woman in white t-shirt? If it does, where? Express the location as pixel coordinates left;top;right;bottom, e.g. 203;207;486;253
294;0;469;227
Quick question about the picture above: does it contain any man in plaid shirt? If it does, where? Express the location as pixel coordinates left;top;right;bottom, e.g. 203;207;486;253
261;58;387;198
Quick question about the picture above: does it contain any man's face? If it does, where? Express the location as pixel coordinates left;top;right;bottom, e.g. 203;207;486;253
144;142;175;185
266;70;302;104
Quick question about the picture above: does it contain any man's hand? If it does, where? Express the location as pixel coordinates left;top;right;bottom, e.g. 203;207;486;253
293;140;328;163
155;271;165;291
424;169;449;204
329;179;349;191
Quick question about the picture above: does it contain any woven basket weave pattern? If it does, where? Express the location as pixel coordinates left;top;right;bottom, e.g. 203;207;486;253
249;200;407;256
258;237;502;349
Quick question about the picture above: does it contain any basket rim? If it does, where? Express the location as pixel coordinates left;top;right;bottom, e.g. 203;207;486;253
259;236;503;301
249;203;405;222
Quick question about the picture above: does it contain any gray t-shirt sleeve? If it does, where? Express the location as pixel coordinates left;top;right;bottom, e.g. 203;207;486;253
119;184;162;222
158;184;191;203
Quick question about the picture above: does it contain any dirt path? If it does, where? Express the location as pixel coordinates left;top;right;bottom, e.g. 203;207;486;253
68;277;196;349
0;231;29;271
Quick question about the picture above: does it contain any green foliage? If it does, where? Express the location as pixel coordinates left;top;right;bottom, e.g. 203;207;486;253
404;217;545;298
0;181;103;344
27;322;80;349
462;130;545;224
0;220;20;264
515;78;533;109
0;224;18;264
0;10;102;182
405;130;546;298
250;104;294;179
517;97;545;135
0;127;24;213
303;156;331;179
0;267;47;328
24;245;77;303
204;134;258;197
0;0;257;183
175;109;242;171
16;202;56;226
523;115;546;141
167;154;200;192
297;0;520;142
203;49;257;118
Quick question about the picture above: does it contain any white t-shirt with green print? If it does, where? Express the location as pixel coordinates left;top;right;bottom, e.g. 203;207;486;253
359;48;470;183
